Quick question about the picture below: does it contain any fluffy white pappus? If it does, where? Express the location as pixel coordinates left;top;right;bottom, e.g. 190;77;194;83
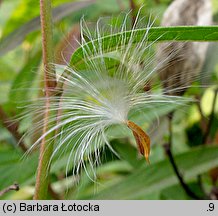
21;12;192;179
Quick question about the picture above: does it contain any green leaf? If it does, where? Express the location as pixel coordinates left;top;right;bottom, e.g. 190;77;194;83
84;145;218;199
0;0;96;56
8;51;42;111
110;139;140;168
160;183;203;200
68;161;132;199
0;148;38;190
70;26;218;69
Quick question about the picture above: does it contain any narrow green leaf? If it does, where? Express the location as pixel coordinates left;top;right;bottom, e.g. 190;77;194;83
70;26;218;68
86;145;218;199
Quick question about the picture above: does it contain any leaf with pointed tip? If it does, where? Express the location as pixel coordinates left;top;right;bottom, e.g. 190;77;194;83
70;26;218;70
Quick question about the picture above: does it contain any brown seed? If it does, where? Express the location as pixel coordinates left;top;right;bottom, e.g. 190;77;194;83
126;120;150;163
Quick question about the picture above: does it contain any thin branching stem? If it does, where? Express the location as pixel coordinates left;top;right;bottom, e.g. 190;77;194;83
0;183;19;197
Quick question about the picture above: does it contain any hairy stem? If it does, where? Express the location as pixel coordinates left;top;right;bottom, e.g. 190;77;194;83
34;0;57;200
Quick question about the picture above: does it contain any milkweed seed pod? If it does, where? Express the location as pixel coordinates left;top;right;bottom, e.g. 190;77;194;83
157;0;212;96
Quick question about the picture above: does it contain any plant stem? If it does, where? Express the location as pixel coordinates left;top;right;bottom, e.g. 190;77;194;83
0;183;19;197
129;0;137;27
165;112;203;200
167;112;174;149
34;0;56;200
195;95;208;134
0;106;60;199
203;88;218;144
164;143;202;200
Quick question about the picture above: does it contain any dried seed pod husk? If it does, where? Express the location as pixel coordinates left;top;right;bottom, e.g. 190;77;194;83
157;0;212;96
